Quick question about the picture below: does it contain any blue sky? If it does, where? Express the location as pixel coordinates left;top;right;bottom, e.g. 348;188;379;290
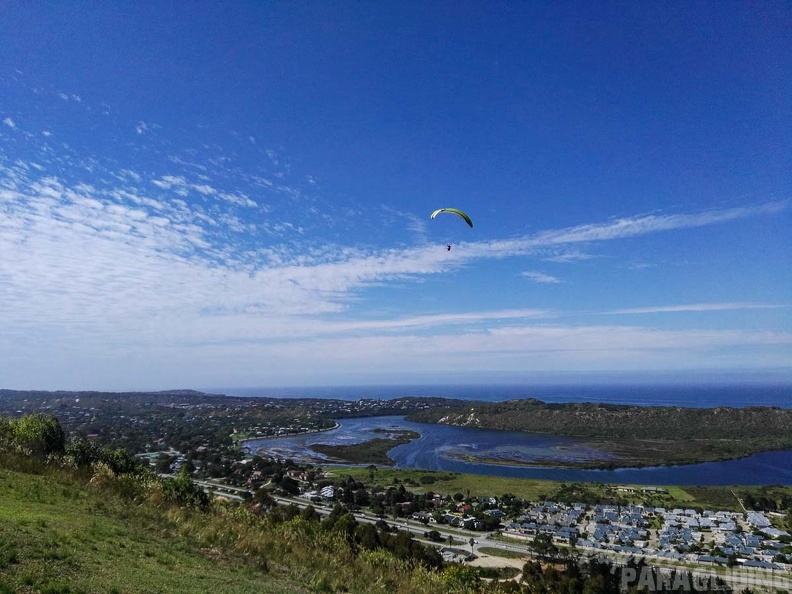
1;2;790;390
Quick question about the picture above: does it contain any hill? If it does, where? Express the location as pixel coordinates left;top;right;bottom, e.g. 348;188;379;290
0;458;454;594
407;400;792;467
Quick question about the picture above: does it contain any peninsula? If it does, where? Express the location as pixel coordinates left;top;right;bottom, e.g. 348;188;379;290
406;399;792;468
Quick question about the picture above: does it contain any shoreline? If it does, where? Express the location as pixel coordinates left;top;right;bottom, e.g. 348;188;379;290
238;415;792;481
238;421;341;452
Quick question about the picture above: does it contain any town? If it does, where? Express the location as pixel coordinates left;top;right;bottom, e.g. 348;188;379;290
3;389;791;587
134;440;792;583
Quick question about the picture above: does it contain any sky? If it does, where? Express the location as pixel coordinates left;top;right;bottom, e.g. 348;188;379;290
0;2;790;391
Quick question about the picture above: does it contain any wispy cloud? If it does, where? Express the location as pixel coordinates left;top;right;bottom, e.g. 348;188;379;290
2;150;785;342
541;249;596;263
0;87;788;387
463;202;788;260
604;302;790;315
522;271;562;284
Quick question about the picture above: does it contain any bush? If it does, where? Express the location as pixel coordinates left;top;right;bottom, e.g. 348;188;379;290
162;467;210;509
10;414;66;456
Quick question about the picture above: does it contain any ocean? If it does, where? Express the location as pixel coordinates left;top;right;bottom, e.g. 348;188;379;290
215;383;792;408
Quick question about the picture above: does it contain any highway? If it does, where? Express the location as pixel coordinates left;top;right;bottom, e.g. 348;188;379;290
194;482;791;590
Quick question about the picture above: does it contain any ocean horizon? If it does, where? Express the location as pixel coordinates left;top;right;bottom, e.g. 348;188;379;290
211;383;792;409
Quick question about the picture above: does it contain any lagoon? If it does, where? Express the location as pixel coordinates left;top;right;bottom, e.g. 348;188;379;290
245;415;792;486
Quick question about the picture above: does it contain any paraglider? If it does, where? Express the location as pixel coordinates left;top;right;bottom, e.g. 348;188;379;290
430;208;473;228
431;208;472;251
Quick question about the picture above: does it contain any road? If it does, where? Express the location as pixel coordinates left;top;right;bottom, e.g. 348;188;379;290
196;484;791;590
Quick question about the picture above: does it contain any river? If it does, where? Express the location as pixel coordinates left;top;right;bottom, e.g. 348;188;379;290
243;416;792;486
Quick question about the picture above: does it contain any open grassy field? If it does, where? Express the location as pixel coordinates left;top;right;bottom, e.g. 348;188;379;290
0;467;305;594
477;547;526;560
327;466;792;513
330;466;560;501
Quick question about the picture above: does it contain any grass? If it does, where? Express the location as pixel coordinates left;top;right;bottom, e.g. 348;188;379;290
477;547;527;560
0;459;462;594
334;466;561;501
0;466;307;594
475;566;520;580
325;467;792;513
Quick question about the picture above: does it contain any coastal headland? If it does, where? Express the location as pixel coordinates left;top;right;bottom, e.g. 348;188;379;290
1;388;791;471
406;399;792;469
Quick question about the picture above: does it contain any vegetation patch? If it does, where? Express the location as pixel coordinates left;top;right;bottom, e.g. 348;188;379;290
309;430;419;465
477;547;526;559
408;401;792;468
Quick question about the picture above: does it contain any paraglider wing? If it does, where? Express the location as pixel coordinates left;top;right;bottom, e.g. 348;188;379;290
430;208;473;228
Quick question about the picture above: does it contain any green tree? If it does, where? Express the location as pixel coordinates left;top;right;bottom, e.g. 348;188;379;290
163;466;209;509
11;414;66;456
442;565;480;590
65;435;100;467
101;448;137;475
0;417;12;446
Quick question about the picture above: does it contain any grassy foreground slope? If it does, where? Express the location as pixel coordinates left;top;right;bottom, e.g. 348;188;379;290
0;459;454;594
0;465;305;594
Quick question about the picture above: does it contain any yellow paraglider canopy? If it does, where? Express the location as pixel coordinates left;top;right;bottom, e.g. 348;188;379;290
430;208;473;228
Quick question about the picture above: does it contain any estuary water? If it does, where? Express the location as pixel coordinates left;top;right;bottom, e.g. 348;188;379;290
244;416;792;486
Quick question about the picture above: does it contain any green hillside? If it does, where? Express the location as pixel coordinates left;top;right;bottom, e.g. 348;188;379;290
0;459;448;593
0;465;304;594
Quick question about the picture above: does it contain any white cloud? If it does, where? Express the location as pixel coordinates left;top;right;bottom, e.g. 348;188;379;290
604;303;790;315
541;249;596;263
466;202;788;260
3;117;16;128
521;271;562;284
136;121;160;134
0;121;788;387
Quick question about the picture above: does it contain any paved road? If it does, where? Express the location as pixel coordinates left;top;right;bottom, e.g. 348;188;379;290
200;487;791;590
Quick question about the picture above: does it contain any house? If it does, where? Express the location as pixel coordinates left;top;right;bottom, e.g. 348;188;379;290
484;509;505;518
743;560;780;570
746;512;771;529
412;511;431;523
555;527;579;542
461;517;482;530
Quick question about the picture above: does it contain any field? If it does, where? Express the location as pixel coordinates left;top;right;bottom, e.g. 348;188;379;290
327;466;792;514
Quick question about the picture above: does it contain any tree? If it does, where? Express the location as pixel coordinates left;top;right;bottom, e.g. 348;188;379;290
156;454;174;474
65;434;100;467
279;475;300;495
367;464;377;482
163;466;209;509
332;513;358;543
101;448;137;475
251;488;275;512
532;533;558;559
300;505;319;523
11;414;66;456
443;565;480;590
